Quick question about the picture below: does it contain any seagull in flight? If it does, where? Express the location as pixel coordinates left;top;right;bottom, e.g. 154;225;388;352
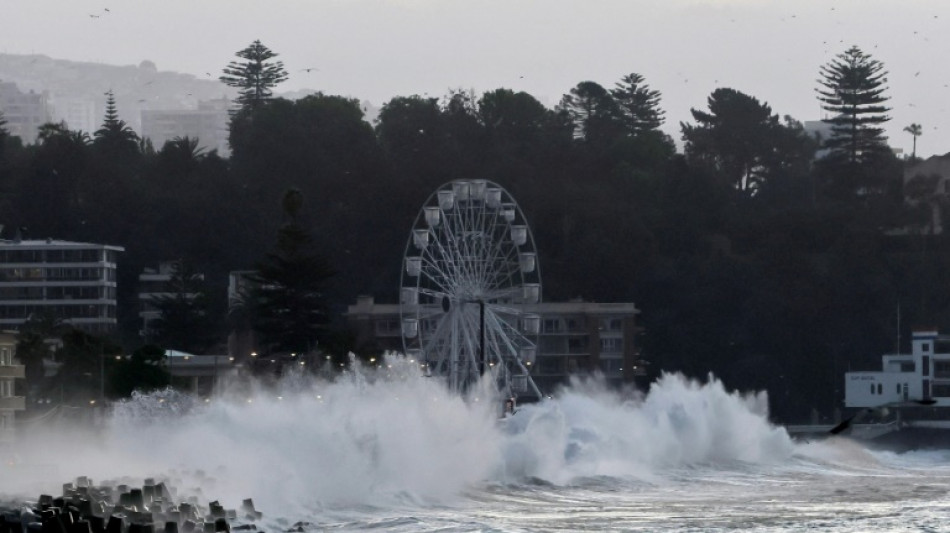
301;67;319;73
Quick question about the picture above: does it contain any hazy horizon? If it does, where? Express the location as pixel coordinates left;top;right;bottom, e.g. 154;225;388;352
6;0;950;157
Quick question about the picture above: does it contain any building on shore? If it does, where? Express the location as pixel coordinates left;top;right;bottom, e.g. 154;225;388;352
0;330;25;450
846;329;949;408
0;237;123;333
345;295;644;390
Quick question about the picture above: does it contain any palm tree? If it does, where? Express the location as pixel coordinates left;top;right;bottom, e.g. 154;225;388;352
904;123;922;160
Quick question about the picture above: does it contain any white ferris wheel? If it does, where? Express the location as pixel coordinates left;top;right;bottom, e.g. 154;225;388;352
399;179;543;401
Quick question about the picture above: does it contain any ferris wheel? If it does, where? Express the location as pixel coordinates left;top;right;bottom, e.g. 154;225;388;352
399;179;543;401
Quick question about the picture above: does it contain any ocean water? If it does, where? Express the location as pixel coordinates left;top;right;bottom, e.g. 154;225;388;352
4;356;950;532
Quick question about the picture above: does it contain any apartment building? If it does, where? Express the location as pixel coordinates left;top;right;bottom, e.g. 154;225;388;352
141;98;231;156
0;238;123;333
346;296;644;391
0;81;51;144
0;331;24;449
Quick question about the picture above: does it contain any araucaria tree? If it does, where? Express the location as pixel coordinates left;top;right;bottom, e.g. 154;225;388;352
246;188;335;355
816;45;891;164
220;40;289;111
611;73;664;135
94;90;139;155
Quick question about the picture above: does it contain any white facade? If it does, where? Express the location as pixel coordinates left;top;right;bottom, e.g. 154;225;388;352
845;329;947;407
0;331;24;447
0;81;51;144
0;239;124;333
141;98;230;156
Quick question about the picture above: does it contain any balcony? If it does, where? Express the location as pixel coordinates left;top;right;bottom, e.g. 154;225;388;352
0;365;25;378
0;396;25;410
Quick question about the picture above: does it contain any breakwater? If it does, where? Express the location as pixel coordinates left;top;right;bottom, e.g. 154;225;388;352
0;477;263;533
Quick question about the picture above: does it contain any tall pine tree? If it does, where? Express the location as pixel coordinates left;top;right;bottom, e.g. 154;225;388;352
94;90;139;156
220;40;289;112
246;189;335;355
816;46;891;164
611;73;665;135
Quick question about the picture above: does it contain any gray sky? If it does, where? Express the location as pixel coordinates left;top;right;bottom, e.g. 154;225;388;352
5;0;950;157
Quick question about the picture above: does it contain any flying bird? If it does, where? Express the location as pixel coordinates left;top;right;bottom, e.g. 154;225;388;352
301;68;319;73
104;7;110;12
89;14;99;18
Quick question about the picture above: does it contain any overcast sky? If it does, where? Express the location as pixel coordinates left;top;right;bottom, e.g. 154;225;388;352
5;0;950;157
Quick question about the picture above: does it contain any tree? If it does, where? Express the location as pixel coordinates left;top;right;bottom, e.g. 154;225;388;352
558;81;622;144
94;90;140;155
904;123;922;160
246;189;335;355
611;73;665;135
682;88;788;191
148;261;218;354
15;313;68;390
220;40;288;112
108;344;170;398
816;46;891;164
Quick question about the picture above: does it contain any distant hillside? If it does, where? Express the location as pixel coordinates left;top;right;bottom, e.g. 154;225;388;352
0;53;234;132
0;53;379;131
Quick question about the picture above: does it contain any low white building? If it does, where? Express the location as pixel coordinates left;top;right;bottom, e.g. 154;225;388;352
845;329;947;407
0;238;124;333
0;331;25;448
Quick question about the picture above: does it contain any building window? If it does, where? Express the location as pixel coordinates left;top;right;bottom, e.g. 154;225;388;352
599;358;622;374
567;336;589;353
600;337;622;354
935;360;950;379
542;319;561;333
540;337;565;353
878;383;883;395
870;383;875;395
539;357;560;375
931;384;950;397
923;342;931;353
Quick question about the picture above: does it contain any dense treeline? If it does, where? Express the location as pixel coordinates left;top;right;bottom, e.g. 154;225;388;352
1;44;946;422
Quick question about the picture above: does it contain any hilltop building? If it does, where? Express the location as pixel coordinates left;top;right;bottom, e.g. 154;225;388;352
346;295;644;390
0;237;123;333
141;98;231;156
48;95;98;135
0;81;51;144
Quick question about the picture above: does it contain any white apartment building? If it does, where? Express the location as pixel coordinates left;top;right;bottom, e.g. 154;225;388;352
0;238;124;333
0;331;24;448
0;82;51;144
141;98;231;156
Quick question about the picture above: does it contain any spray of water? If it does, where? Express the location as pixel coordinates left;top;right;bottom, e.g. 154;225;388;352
3;355;810;514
